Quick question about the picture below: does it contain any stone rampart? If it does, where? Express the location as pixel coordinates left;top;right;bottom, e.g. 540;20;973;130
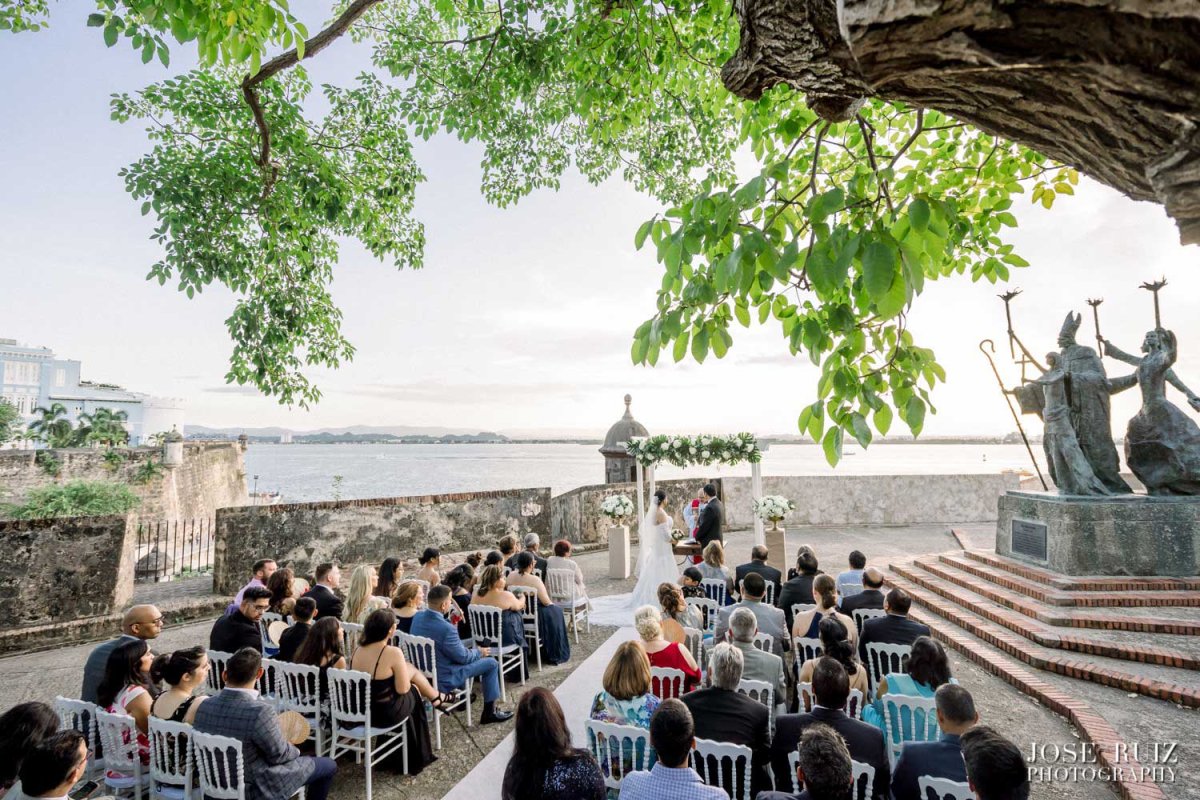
213;487;551;594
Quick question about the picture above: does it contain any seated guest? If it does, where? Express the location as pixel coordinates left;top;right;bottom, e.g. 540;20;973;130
962;725;1031;800
777;546;823;632
617;699;726;800
266;567;297;617
211;586;271;653
304;563;344;620
657;582;701;643
680;643;771;796
472;565;529;652
589;641;661;788
793;575;858;652
697;541;735;603
443;565;475;641
227;558;277;616
679;566;706;599
506;552;572;665
501;688;605;800
0;702;59;796
465;551;484;570
150;646;209;724
840;567;886;615
16;731;88;800
97;638;156;771
194;648;337;800
410;585;513;723
735;544;782;601
836;550;867;600
715;572;788;655
82;604;163;704
857;588;931;669
798;617;869;701
512;533;549;575
771;657;889;797
277;597;317;662
484;550;505;568
416;547;443;587
863;636;955;741
376;557;402;601
392;581;425;634
635;605;700;693
760;723;855;800
727;607;787;709
293;617;346;699
497;535;519;565
346;564;390;625
546;539;589;602
891;684;977;800
349;610;444;775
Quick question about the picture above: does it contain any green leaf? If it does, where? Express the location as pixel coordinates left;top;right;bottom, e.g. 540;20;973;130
87;13;106;27
691;326;710;363
875;270;908;319
908;199;930;232
822;426;843;466
631;334;649;364
808;187;845;223
672;331;689;363
103;23;118;47
850;412;872;448
634;219;654;250
734;302;751;328
808;249;848;298
873;404;893;436
904;396;926;435
862;241;897;301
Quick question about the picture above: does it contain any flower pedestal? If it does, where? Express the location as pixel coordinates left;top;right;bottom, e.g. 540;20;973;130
609;523;631;579
765;522;788;575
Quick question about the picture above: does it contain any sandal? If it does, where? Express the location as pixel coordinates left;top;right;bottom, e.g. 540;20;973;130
430;691;459;710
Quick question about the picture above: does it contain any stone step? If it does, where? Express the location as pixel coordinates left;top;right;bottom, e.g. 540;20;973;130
962;550;1200;592
888;568;1200;708
894;561;1200;670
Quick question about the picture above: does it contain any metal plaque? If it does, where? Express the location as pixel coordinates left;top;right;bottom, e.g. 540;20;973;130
1011;519;1048;561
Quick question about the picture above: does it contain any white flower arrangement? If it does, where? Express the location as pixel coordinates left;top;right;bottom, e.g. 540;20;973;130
600;494;636;521
625;432;762;468
753;495;795;524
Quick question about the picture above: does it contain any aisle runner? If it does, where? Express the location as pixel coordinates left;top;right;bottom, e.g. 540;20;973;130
444;627;637;798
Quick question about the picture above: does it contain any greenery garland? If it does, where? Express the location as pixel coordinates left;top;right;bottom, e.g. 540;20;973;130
625;432;762;468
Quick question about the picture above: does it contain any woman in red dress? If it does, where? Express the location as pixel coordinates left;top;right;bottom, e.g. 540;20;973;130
634;605;701;695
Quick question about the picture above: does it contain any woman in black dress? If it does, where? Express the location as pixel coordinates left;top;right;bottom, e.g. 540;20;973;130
444;564;476;641
292;617;346;701
502;687;604;800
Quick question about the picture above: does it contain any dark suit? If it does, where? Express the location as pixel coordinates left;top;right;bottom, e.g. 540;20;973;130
681;687;771;797
840;588;885;615
695;497;723;549
857;614;931;665
776;572;821;632
304;584;344;620
890;733;968;800
734;560;782;600
770;706;890;798
210;610;263;654
276;622;311;662
82;634;138;703
757;791;811;800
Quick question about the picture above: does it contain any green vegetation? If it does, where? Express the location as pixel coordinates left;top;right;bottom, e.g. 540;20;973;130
0;399;19;447
2;480;141;519
27;403;74;449
103;448;129;471
4;0;1073;462
133;457;165;484
35;450;62;478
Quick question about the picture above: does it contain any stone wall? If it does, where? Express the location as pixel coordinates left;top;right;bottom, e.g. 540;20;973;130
213;487;551;594
0;514;136;628
552;478;725;544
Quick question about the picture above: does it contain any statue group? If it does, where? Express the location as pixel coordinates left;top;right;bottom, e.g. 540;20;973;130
1004;298;1200;497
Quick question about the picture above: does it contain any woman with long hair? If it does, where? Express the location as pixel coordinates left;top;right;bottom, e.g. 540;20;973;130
376;557;402;601
443;564;476;641
267;567;296;616
97;638;156;771
797;616;868;699
792;574;857;645
697;540;735;603
391;580;425;634
863;635;956;740
502;688;604;800
416;547;442;587
656;582;701;643
293;616;347;700
634;605;700;692
346;564;390;624
0;701;58;793
506;551;572;665
150;646;210;724
473;564;529;651
588;641;659;794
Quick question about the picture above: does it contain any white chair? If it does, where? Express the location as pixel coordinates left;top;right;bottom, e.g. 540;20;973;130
148;718;193;800
682;626;703;667
738;578;775;605
751;632;775;653
532;568;543;579
256;658;286;709
791;602;817;621
864;641;912;698
192;729;305;800
340;621;363;658
547;568;590;643
686;597;719;636
405;578;431;598
880;694;940;766
585;719;654;794
511;585;543;672
468;604;526;701
692;737;753;800
786;754;873;799
203;650;232;695
853;607;887;635
918;775;976;800
397;631;473;749
327;668;408;800
260;612;284;655
700;578;728;605
792;635;823;681
736;677;775;734
55;696;103;779
277;661;327;756
797;683;865;718
96;708;150;799
650;666;688;700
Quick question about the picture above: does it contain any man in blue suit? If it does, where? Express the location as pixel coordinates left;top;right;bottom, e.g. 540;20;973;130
890;683;978;800
411;584;513;724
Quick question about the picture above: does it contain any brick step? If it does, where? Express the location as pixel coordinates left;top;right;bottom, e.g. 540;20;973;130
962;550;1200;593
888;571;1200;709
893;562;1200;670
898;598;1167;800
907;559;1200;634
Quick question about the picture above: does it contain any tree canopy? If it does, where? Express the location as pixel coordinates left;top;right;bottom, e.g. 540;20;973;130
4;0;1079;463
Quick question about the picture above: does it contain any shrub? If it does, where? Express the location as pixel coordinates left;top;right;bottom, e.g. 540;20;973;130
7;480;141;519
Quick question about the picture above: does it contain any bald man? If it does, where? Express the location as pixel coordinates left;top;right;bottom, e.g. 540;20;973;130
839;567;885;615
82;604;163;703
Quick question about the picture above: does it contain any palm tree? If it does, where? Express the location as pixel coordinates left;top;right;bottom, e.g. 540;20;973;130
27;403;74;448
78;407;130;448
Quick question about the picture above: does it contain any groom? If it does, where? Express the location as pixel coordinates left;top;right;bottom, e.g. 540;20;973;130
694;484;723;559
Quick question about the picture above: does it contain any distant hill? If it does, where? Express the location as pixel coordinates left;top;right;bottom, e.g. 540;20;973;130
188;425;510;444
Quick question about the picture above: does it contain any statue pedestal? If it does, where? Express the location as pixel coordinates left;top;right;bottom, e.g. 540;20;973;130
765;525;788;575
609;524;631;579
996;490;1200;576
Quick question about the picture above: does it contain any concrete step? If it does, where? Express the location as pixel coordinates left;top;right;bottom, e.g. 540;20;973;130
962;550;1200;593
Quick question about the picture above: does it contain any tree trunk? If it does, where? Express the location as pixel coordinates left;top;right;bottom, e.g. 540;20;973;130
721;0;1200;244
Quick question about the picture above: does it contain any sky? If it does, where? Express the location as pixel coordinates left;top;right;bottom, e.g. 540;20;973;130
1;8;1198;438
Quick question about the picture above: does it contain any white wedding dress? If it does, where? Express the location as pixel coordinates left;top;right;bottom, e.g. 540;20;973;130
589;506;681;626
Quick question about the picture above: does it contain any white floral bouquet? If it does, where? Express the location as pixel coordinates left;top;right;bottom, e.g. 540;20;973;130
600;494;636;521
753;495;795;523
670;528;686;544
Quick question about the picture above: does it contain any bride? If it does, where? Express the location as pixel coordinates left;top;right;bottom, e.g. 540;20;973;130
590;489;681;626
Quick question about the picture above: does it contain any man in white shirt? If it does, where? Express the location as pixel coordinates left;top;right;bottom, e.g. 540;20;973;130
17;730;88;800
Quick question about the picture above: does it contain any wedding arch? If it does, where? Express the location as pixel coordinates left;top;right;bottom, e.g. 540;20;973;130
625;432;768;545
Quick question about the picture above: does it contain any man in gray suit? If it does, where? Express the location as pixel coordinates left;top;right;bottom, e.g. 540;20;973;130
727;607;787;709
193;648;337;800
713;573;788;656
81;604;162;703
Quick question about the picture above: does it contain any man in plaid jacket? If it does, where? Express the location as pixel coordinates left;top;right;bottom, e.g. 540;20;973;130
193;648;337;800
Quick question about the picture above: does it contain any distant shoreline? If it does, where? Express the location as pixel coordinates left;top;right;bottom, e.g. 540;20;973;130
201;436;1043;447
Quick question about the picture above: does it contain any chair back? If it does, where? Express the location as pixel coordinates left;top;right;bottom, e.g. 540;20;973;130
751;632;774;653
692;737;753;800
787;753;873;800
790;602;816;621
864;642;912;696
545;569;575;603
468;604;505;646
96;708;141;776
685;597;719;635
585;719;653;792
681;627;703;666
797;682;865;718
397;632;441;686
880;694;941;756
191;729;245;800
256;658;285;707
853;608;887;634
917;776;976;800
204;650;232;695
532;568;543;579
738;579;775;605
55;696;100;762
148;718;193;796
793;635;823;667
277;661;322;715
511;585;539;628
340;621;363;657
406;578;431;597
700;578;727;605
650;666;687;700
327;667;372;727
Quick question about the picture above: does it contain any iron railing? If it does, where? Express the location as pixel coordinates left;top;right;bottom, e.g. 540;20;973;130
134;518;215;582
